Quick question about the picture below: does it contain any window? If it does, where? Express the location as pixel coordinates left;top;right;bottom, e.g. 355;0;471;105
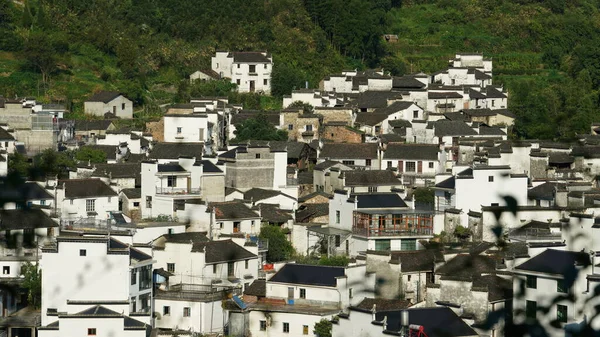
306;125;313;132
375;240;391;251
342;160;355;166
130;297;136;312
406;161;416;172
237;64;240;68
526;300;537;319
264;79;268;86
80;249;86;256
368;186;378;193
245;260;249;269
526;275;537;289
88;328;97;336
300;288;306;299
131;268;137;285
349;288;353;299
70;199;73;205
413;110;419;119
236;79;241;85
140;293;150;312
557;279;567;293
40;200;46;205
428;162;434;169
86;199;95;213
283;322;290;333
408;275;412;281
146;196;152;208
255;153;261;159
2;266;9;275
491;100;495;107
249;65;256;73
288;124;293;130
139;265;152;290
366;159;372;167
213;264;217;274
228;262;235;277
401;239;417;251
251;220;255;227
303;325;309;335
122;103;126;110
163;306;170;315
167;176;177;187
335;235;341;247
488;176;494;182
557;304;567;323
176;127;182;134
336;211;340;224
183;307;191;317
167;263;175;273
133;202;140;207
108;197;111;203
387;161;392;169
219;222;224;229
260;320;267;331
264;64;268;69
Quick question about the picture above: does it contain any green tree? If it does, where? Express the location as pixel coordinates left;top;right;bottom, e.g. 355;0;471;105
21;262;41;308
288;101;314;114
413;187;434;204
8;152;31;178
314;318;332;337
259;225;294;262
75;147;107;164
454;225;472;242
30;149;76;180
271;63;307;97
20;31;66;84
318;255;349;266
232;114;288;142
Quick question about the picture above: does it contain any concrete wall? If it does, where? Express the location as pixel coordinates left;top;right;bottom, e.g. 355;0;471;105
85;96;133;119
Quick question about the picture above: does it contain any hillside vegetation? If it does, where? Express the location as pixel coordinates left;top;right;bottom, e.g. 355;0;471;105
0;0;599;139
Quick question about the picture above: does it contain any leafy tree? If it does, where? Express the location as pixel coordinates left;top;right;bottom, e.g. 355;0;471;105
232;114;288;143
20;31;68;84
30;149;76;180
413;187;434;204
75;147;107;164
21;262;41;309
314;319;332;337
8;152;31;178
288;101;314;114
259;225;294;262
271;63;307;97
318;255;349;266
453;225;471;242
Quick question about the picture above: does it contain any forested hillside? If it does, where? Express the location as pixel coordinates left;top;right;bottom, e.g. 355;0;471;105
1;0;600;139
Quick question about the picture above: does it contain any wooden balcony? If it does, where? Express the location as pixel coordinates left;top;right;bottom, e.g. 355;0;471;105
352;210;433;238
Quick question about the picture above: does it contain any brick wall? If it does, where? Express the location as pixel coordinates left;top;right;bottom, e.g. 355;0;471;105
321;125;363;143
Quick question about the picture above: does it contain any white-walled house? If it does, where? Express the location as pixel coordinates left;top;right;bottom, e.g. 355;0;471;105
318;143;380;170
211;51;273;94
382;143;446;187
39;235;153;331
57;179;119;225
163;114;212;154
245;263;375;337
84;91;133;119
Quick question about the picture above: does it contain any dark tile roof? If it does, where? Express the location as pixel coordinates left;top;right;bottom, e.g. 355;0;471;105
388;119;412;128
75;305;120;316
377;307;477;337
199;160;222;173
436;254;498;281
297;170;313;185
390;250;437;272
320;143;378;159
93;163;141;184
161;232;209;244
473;274;513;302
298;191;332;203
0;209;58;230
191;239;257;263
549;152;575;165
254;203;293;224
528;182;566;200
495;109;516;118
0;181;52;202
121;188;141;199
354;193;407;209
442;112;469;122
392;76;426;89
149;143;203;160
232;52;271;63
60;179;118;198
244;188;284;202
355;112;388;126
485;87;507;99
462;108;495;117
269;264;345;287
468;88;486;99
354;297;412;312
515;249;590;275
383;144;439;160
478;125;506;136
314;160;343;171
0;128;14;141
435;176;455;189
158;163;186;172
211;201;259;220
432;120;478;137
86;91;123;103
373;101;416;115
343;170;399;186
244;279;266;297
230;112;279;126
428;92;464;99
353;91;404;109
295;203;329;222
572;145;600;159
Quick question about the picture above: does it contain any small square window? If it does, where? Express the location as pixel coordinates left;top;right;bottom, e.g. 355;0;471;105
413;110;419;119
526;275;537;289
237;64;240;68
305;125;313;132
167;263;175;273
488;176;494;182
264;64;268;69
303;325;309;335
300;288;306;299
163;306;170;315
260;320;267;331
526;300;537;319
70;199;73;205
336;211;340;224
2;266;9;275
365;159;372;167
288;124;293;130
236;79;241;85
283;322;290;333
387;161;392;169
256;153;261;159
133;202;140;207
80;249;86;256
176;127;182;134
88;328;97;336
428;162;434;169
183;307;191;317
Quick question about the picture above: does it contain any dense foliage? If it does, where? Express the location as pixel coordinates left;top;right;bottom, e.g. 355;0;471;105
74;147;107;164
8;149;75;180
259;225;294;262
232;115;288;143
1;0;600;138
21;262;42;309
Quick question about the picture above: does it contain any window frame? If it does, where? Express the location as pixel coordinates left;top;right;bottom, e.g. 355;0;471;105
183;307;191;317
283;322;290;333
80;249;87;256
526;300;537;320
260;320;267;331
130;268;137;285
88;328;97;336
167;263;175;273
85;199;96;213
163;306;170;316
406;161;416;172
526;275;537;289
557;279;567;293
557;304;567;323
300;288;306;299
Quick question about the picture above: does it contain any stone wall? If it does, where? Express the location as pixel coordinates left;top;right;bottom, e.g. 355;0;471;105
321;125;362;143
226;147;274;190
314;107;353;125
146;119;164;142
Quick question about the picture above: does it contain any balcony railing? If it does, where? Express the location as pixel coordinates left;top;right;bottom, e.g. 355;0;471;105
352;226;433;237
156;283;241;301
352;211;434;237
156;187;201;195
